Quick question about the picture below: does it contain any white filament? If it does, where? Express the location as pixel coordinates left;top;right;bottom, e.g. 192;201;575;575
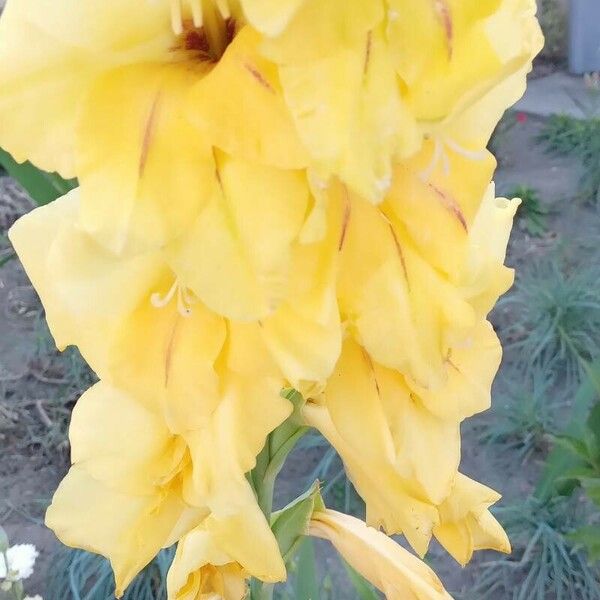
170;0;232;35
419;136;487;183
151;279;195;317
170;0;184;35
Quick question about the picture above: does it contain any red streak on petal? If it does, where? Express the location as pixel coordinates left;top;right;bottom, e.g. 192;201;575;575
244;63;275;93
139;92;162;177
428;182;468;232
434;0;453;59
338;188;352;251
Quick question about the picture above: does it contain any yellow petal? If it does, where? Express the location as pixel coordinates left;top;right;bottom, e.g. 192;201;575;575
461;186;520;317
261;0;383;62
8;190;164;372
187;26;308;169
273;27;420;202
339;196;476;390
167;525;248;600
46;465;198;597
309;510;453;599
77;63;216;254
303;402;438;556
389;0;520;123
434;474;510;565
69;382;183;496
109;276;227;434
406;321;502;421
166;153;309;321
320;338;460;505
0;0;172;176
437;0;544;148
240;0;305;36
260;183;344;386
384;141;496;281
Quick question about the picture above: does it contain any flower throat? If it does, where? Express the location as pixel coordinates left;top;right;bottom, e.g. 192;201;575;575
171;0;237;62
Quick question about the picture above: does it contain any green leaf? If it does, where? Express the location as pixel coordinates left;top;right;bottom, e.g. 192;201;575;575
568;526;600;562
536;360;600;501
552;435;591;462
342;560;381;600
271;482;324;563
580;478;600;507
0;147;76;206
587;402;600;460
294;538;320;600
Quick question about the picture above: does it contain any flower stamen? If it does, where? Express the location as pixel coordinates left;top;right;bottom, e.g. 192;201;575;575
151;279;196;317
419;136;487;183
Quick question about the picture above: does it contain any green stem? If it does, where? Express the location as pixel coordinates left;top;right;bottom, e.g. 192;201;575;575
249;409;309;600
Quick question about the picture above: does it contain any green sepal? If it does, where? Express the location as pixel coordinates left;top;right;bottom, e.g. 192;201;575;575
250;388;309;517
271;481;324;563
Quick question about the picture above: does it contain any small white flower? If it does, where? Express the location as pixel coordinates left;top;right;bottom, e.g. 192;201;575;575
0;544;39;581
24;595;43;600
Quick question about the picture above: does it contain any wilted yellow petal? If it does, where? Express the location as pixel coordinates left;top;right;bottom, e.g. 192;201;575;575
309;510;453;599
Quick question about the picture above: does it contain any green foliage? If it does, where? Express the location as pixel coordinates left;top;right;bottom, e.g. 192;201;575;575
538;115;600;204
536;360;600;502
467;498;600;600
502;257;600;385
46;548;174;600
479;366;558;462
0;148;76;206
510;185;550;237
271;483;324;564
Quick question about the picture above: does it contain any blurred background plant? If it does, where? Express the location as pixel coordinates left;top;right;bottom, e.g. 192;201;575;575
538;114;600;203
478;365;558;464
511;185;551;236
500;255;600;386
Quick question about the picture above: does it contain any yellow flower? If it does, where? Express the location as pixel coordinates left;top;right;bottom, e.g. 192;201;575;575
9;184;341;396
249;0;542;201
309;509;453;599
46;382;286;597
10;193;292;592
338;177;518;392
434;474;511;566
0;0;307;254
167;525;249;600
303;330;503;557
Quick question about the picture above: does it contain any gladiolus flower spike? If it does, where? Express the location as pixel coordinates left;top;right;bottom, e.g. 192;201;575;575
3;0;542;598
